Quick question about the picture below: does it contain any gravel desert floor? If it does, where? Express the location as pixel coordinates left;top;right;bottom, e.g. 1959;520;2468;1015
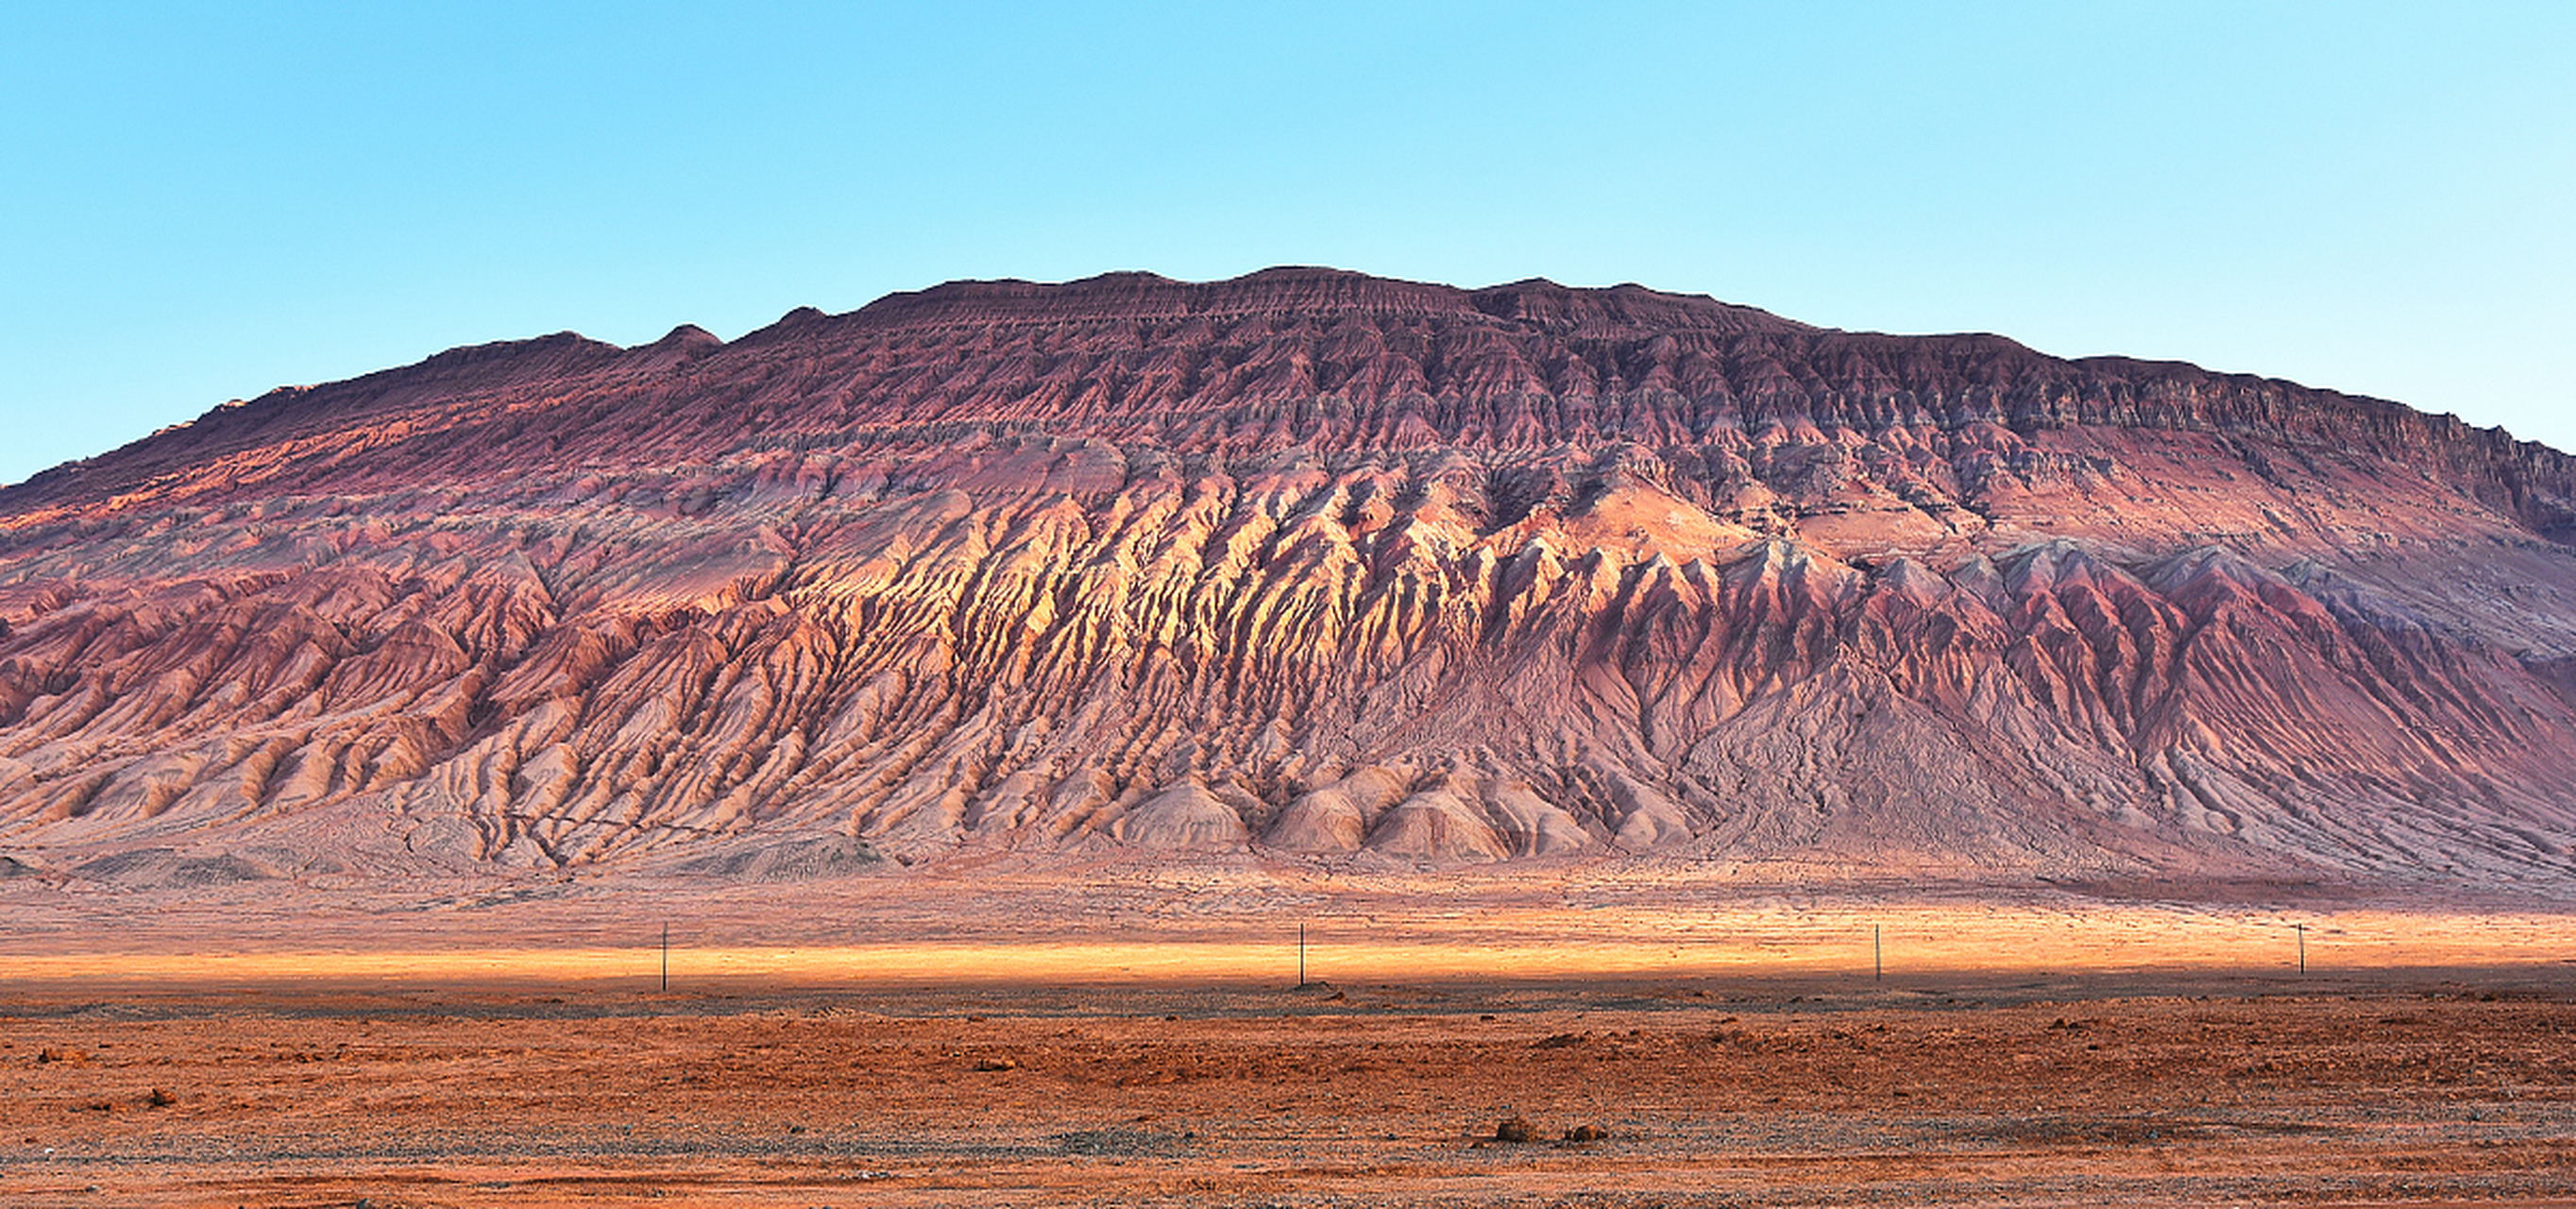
6;974;2576;1207
6;867;2576;1206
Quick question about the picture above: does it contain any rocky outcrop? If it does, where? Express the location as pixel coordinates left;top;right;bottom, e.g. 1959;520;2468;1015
4;267;2575;885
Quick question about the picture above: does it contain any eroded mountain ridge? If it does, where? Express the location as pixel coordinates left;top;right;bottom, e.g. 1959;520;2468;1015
6;267;2575;887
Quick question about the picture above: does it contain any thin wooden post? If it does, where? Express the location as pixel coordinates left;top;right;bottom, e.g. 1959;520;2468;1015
1298;924;1307;987
1873;925;1882;981
2295;923;2306;975
660;922;669;993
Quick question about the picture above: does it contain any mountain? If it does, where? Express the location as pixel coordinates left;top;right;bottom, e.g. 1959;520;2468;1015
6;266;2576;891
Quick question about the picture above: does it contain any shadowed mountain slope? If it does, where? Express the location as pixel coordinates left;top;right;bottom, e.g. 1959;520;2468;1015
6;266;2576;889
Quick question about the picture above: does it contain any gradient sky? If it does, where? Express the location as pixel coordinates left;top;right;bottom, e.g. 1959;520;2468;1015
4;2;2569;489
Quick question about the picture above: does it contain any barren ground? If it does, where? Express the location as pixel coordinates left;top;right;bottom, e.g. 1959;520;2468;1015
5;870;2576;1205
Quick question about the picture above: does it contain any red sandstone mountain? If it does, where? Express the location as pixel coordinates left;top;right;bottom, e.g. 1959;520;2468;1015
5;267;2575;889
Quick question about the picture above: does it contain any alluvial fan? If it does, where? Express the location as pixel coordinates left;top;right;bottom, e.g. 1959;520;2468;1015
5;266;2575;887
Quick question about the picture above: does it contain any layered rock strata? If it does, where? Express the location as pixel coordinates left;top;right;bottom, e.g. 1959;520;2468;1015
5;267;2575;885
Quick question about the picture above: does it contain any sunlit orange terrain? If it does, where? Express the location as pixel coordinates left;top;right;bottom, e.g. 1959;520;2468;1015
8;874;2576;1205
8;269;2576;1203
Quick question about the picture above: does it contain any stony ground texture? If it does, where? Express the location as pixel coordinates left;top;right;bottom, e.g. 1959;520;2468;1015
6;969;2575;1208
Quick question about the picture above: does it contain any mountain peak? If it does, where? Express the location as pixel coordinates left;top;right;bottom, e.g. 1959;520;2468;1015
4;269;2576;891
789;266;1809;339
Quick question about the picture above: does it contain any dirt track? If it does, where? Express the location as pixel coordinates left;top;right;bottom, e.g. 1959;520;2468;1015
7;969;2576;1207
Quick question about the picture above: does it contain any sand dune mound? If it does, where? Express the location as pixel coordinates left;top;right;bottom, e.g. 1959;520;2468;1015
671;836;886;881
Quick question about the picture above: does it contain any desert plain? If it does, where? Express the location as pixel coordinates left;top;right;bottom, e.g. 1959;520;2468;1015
9;267;2576;1202
6;860;2575;1207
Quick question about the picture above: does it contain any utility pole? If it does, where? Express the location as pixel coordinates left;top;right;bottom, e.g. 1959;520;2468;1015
661;922;669;993
1298;924;1307;988
1873;925;1882;982
2294;923;2306;976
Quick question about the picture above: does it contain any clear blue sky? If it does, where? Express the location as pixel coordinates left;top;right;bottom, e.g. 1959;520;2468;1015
5;2;2570;488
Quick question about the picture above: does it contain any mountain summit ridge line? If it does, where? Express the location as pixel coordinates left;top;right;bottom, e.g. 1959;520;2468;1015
3;266;2573;891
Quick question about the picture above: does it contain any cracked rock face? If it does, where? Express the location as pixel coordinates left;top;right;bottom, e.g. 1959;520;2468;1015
5;266;2576;885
